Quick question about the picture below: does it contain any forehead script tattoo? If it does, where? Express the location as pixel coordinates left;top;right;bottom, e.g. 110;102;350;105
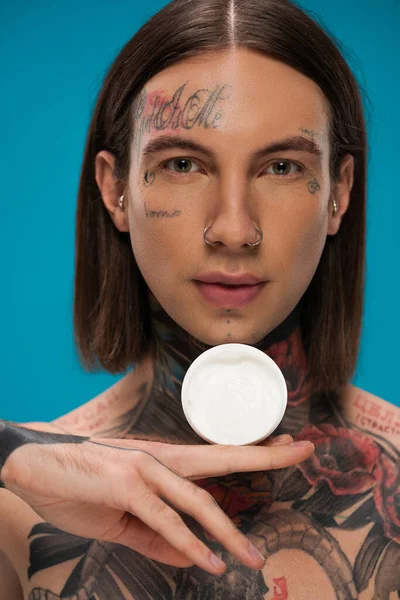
132;81;232;162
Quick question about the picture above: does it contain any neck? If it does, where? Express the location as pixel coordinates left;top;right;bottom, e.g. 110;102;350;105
148;290;312;414
108;291;341;443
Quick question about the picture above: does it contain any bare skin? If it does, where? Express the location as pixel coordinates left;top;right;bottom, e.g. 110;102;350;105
1;49;399;599
1;330;399;600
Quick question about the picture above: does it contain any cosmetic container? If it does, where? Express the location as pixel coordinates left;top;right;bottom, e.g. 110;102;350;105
181;343;287;445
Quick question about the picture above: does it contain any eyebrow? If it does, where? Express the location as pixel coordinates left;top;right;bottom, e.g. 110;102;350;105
141;133;323;160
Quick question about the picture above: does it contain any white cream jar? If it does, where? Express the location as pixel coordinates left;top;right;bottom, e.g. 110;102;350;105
181;343;287;445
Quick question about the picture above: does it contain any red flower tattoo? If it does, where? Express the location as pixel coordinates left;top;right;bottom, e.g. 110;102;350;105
373;454;400;543
266;328;312;407
193;474;273;532
295;423;381;494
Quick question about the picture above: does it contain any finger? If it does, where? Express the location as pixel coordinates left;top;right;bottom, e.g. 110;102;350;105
91;436;311;480
108;513;195;568
170;440;315;480
145;462;266;571
261;434;293;446
127;482;228;575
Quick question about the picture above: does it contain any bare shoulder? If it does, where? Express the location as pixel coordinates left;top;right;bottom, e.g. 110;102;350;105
50;355;154;437
339;382;400;447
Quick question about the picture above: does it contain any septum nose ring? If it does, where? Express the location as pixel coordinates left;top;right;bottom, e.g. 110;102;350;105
203;226;263;247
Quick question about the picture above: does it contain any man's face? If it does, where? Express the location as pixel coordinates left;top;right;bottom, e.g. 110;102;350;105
126;48;333;345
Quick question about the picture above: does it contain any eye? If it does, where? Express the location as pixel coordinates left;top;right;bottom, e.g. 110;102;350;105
162;157;203;174
264;160;303;177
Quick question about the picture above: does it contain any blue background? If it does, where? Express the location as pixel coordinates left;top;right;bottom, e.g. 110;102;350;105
1;0;399;422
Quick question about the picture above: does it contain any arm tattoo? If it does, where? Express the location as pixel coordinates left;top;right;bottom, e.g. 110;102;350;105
0;420;89;488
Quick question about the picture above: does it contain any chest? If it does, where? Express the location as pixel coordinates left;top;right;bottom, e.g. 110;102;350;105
22;462;400;600
21;382;400;599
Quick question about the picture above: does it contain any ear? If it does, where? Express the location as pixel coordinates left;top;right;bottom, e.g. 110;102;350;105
95;150;129;233
327;153;355;236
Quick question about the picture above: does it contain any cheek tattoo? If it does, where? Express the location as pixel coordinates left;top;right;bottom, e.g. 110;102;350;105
144;171;156;186
300;127;324;196
307;178;321;194
144;201;181;219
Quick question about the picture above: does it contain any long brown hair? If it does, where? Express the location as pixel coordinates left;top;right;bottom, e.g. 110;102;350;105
74;0;368;395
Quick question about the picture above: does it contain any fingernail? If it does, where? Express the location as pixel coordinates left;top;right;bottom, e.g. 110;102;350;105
248;542;265;564
210;552;226;570
269;434;293;445
289;441;314;449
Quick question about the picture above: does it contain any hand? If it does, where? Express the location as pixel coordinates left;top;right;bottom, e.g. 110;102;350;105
0;421;314;575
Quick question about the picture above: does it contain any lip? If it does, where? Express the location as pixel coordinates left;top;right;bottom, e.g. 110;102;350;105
195;271;265;285
194;280;267;308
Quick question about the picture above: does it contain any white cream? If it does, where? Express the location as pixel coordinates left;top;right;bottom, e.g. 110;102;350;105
181;344;287;445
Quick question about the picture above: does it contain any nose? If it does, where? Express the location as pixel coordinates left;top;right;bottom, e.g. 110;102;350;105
204;178;260;249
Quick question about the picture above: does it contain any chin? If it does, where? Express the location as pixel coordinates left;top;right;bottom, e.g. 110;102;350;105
188;322;271;348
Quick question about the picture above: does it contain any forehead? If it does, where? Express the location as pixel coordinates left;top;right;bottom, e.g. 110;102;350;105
141;48;330;143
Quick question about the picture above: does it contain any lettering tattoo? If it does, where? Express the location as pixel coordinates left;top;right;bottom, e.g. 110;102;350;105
144;200;181;219
307;178;321;194
353;393;400;436
144;171;156;186
0;420;89;488
55;391;122;433
132;81;232;161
